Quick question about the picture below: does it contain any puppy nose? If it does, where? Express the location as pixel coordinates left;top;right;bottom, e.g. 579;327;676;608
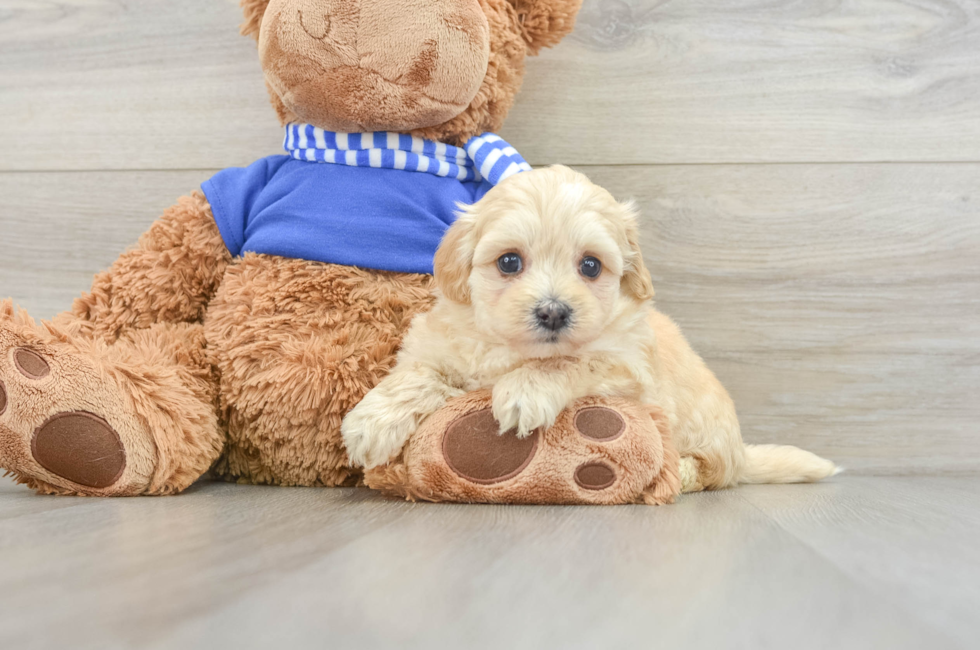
534;301;572;332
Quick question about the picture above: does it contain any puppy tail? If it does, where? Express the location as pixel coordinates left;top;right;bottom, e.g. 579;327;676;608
740;444;841;484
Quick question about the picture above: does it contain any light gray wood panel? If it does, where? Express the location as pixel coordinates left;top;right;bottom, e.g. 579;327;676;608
3;0;980;170
1;164;978;473
740;477;980;649
0;476;968;650
0;0;284;171
506;0;980;165
0;171;209;318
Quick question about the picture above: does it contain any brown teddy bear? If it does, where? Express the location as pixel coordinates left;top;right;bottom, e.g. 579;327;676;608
0;0;681;504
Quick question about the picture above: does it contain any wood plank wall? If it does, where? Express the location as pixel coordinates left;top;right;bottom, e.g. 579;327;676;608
1;0;978;473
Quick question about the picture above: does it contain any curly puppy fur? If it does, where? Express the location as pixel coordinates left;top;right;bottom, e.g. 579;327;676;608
343;166;839;490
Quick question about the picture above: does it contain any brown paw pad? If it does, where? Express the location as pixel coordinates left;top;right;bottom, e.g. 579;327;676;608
443;408;539;484
14;348;50;379
0;380;6;416
575;406;625;441
574;461;617;490
31;412;126;489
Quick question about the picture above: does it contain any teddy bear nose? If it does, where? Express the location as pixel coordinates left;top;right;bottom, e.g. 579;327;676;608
534;300;572;332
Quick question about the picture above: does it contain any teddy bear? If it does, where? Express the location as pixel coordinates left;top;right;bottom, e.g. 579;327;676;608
0;0;681;504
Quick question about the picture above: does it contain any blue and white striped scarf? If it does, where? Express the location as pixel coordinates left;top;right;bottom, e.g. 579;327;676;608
284;124;532;186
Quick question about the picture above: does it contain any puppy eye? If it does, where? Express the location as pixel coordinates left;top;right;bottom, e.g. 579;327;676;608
580;256;602;279
497;253;523;275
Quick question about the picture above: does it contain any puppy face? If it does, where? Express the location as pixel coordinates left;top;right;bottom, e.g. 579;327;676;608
434;165;654;357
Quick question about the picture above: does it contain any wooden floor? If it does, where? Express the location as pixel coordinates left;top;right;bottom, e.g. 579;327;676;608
1;474;976;650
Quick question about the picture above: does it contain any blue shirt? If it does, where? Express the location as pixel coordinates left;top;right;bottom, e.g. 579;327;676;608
202;156;493;275
200;128;530;275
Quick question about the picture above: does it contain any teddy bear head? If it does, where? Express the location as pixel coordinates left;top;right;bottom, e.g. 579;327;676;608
240;0;582;146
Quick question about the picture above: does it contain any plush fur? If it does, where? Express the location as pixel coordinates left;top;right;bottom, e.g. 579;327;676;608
0;0;583;496
258;0;491;133
363;390;683;505
244;0;560;146
0;302;219;496
343;166;839;492
205;255;435;486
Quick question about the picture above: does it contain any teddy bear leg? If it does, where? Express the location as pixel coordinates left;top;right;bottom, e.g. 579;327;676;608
58;191;232;344
204;255;436;487
0;305;222;496
366;391;683;505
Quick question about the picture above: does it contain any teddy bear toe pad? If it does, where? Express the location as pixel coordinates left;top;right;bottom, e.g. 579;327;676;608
14;348;51;379
574;461;617;490
574;407;626;441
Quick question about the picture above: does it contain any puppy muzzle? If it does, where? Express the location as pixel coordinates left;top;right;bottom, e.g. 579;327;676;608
533;299;573;334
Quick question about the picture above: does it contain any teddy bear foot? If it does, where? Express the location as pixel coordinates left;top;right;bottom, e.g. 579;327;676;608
364;390;682;505
0;306;157;496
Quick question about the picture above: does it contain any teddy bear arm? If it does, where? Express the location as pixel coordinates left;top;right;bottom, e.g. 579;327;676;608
62;191;232;343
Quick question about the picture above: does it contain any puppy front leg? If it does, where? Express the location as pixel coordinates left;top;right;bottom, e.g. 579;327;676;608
342;368;463;469
492;368;572;438
492;361;645;438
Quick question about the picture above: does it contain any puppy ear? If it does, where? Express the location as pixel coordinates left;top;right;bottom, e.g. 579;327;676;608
509;0;583;55
240;0;271;40
621;201;655;302
434;212;476;304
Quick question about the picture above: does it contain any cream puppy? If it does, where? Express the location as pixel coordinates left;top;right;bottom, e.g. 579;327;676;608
342;165;838;490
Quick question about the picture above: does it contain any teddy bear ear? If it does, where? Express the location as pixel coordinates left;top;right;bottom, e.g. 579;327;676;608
240;0;272;41
509;0;583;55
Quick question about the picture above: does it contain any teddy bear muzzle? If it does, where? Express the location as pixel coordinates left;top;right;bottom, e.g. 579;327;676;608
258;0;491;132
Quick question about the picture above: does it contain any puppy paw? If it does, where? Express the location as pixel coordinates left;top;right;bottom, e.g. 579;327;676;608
491;371;565;438
341;400;414;470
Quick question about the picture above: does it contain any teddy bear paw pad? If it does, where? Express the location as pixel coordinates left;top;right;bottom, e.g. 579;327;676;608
14;348;50;379
574;406;625;441
0;379;6;416
443;408;539;484
31;412;126;489
574;461;618;490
